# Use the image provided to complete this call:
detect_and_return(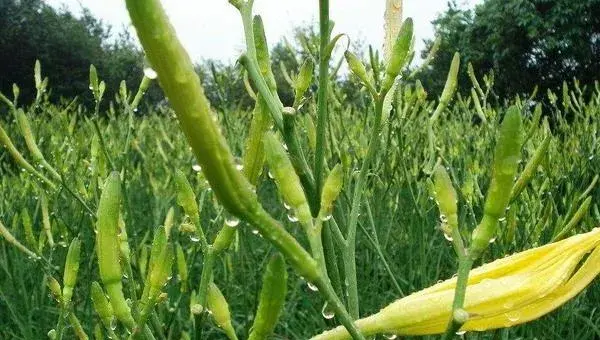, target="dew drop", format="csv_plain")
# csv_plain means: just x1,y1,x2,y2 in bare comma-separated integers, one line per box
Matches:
189,235,200,242
321,302,335,320
225,217,240,227
455,330,466,336
443,232,453,242
143,67,158,80
307,282,319,292
235,164,244,171
287,213,299,223
321,214,333,221
505,311,520,323
384,334,398,339
192,164,202,172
